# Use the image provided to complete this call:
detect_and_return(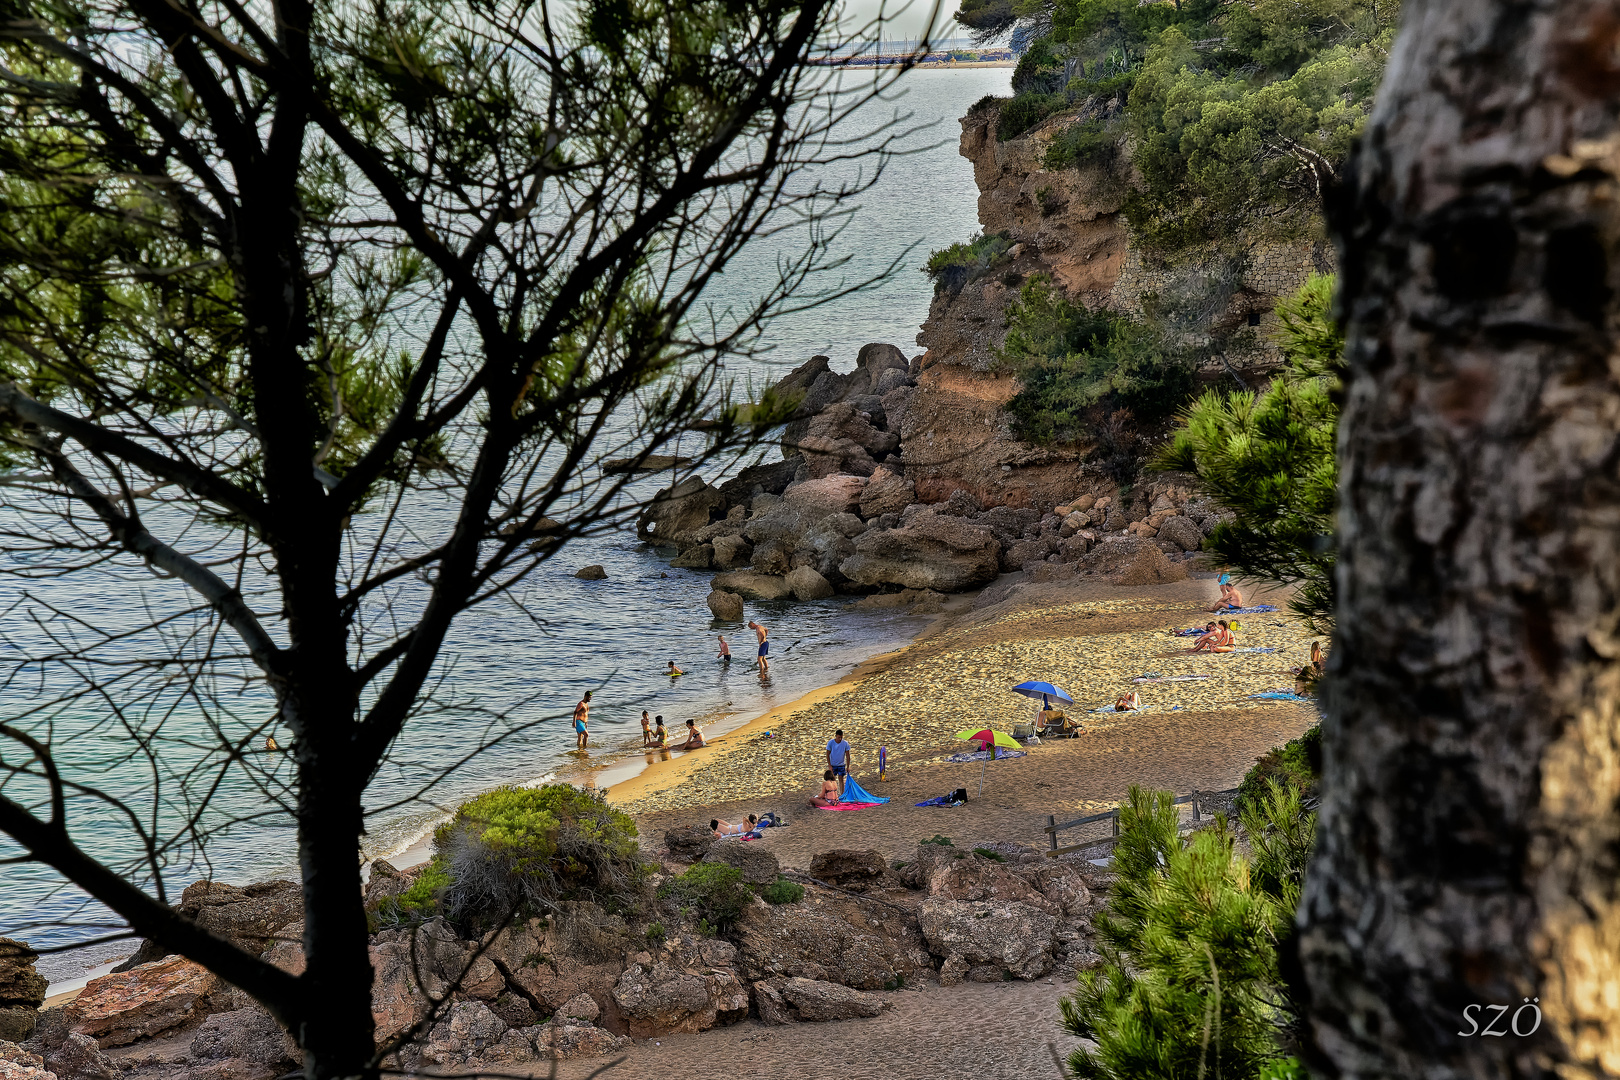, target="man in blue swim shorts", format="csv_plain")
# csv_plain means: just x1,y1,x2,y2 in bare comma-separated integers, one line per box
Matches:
749,619,770,675
826,728,853,796
573,690,591,750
